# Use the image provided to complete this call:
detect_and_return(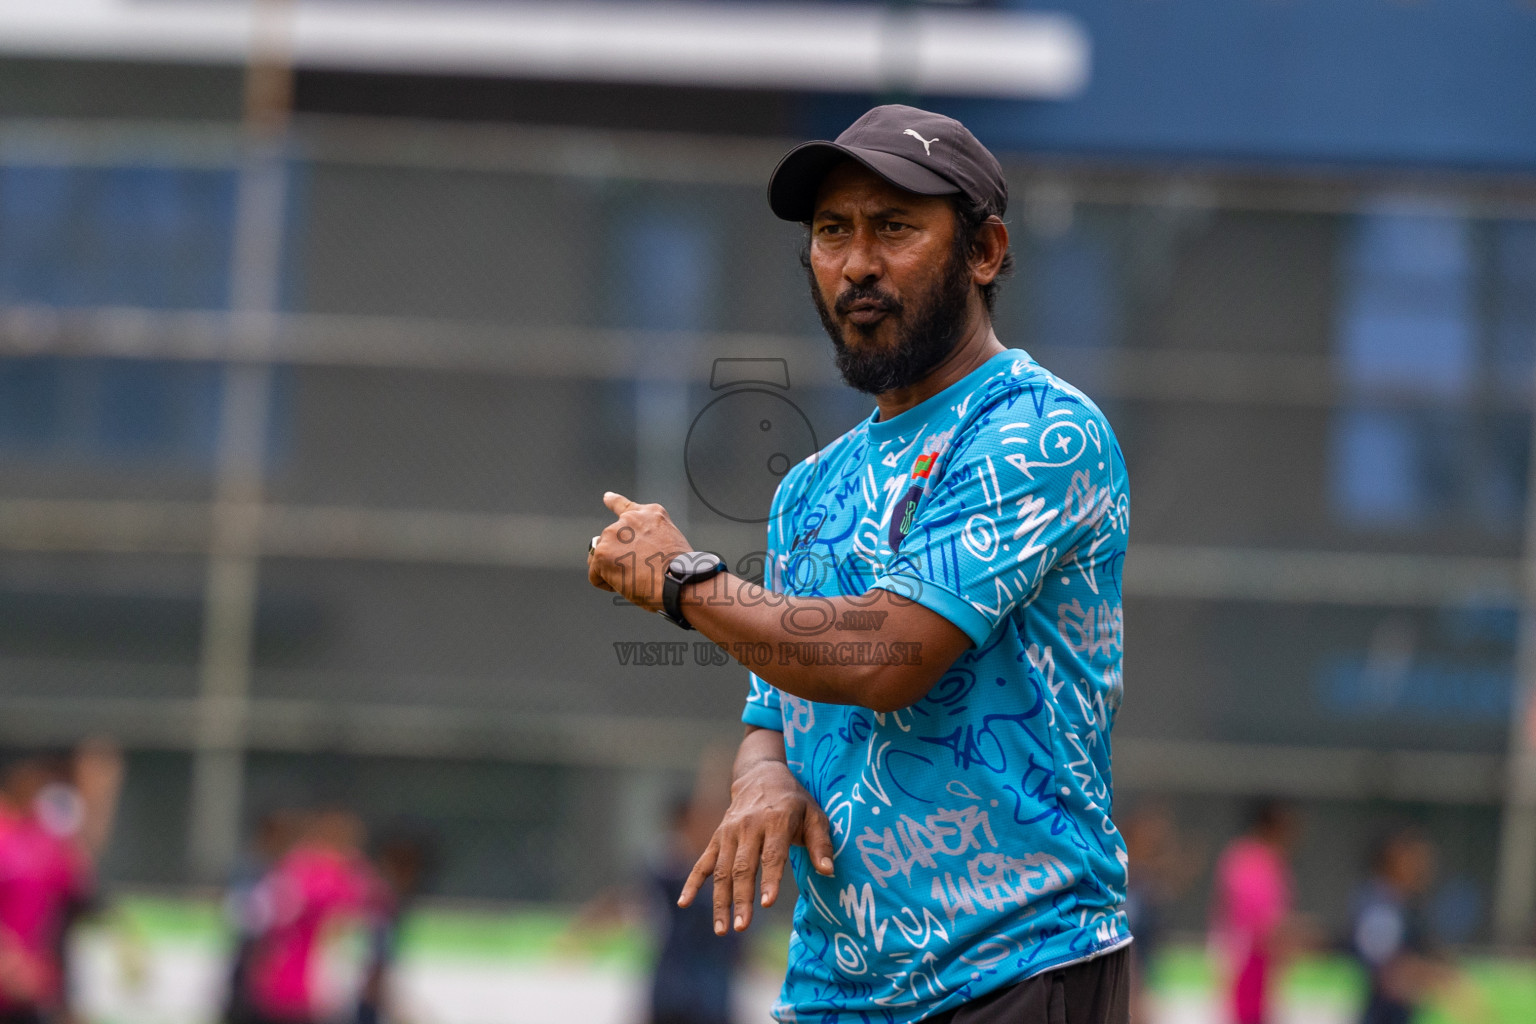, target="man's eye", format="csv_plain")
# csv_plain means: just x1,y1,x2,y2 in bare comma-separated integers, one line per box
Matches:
882,221,910,232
